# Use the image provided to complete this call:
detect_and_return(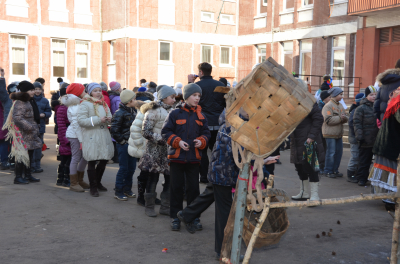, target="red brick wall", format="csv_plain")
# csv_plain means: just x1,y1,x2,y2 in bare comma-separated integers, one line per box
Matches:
128,38,138,89
67,40,75,83
90,41,101,83
42,37,51,96
0,33,10,80
238,46,255,81
28,36,39,82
